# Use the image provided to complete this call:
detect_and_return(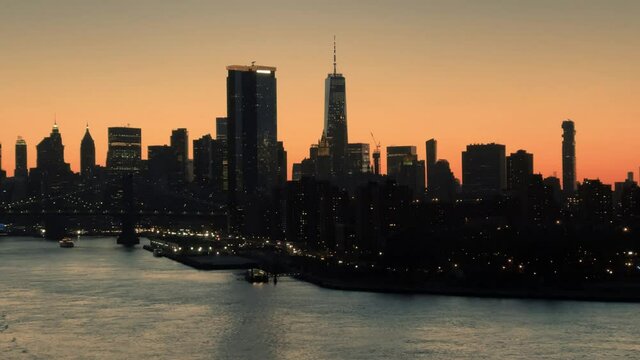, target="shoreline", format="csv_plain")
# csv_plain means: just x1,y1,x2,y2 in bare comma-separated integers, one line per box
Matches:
295,272,640,303
13,236,637,303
